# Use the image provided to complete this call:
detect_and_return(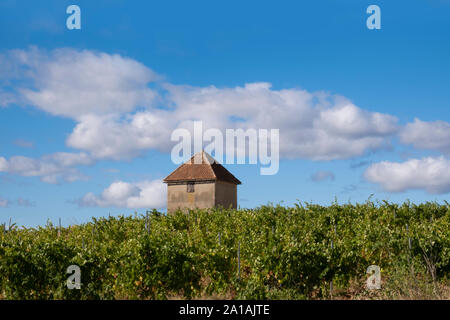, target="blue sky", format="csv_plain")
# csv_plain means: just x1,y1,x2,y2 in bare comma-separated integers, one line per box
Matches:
1,0,449,227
